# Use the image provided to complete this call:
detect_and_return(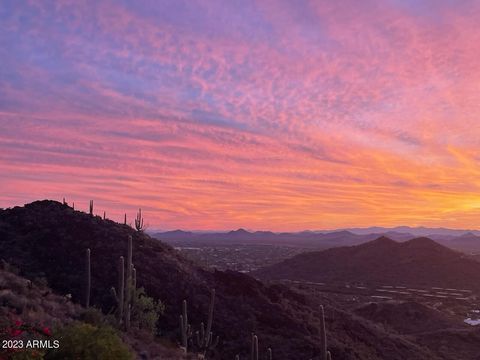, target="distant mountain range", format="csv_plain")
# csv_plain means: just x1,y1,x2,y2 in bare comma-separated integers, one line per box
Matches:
253,236,480,292
153,227,480,252
338,226,480,237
